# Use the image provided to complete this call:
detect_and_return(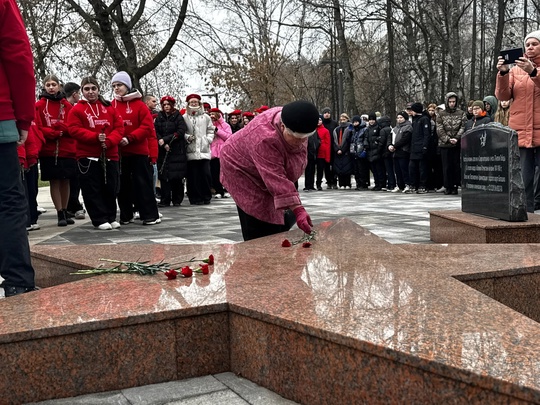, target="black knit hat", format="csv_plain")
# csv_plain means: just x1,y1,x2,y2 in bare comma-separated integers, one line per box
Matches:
397,110,409,121
321,107,331,114
351,115,361,123
368,112,377,121
281,101,319,134
411,102,424,114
